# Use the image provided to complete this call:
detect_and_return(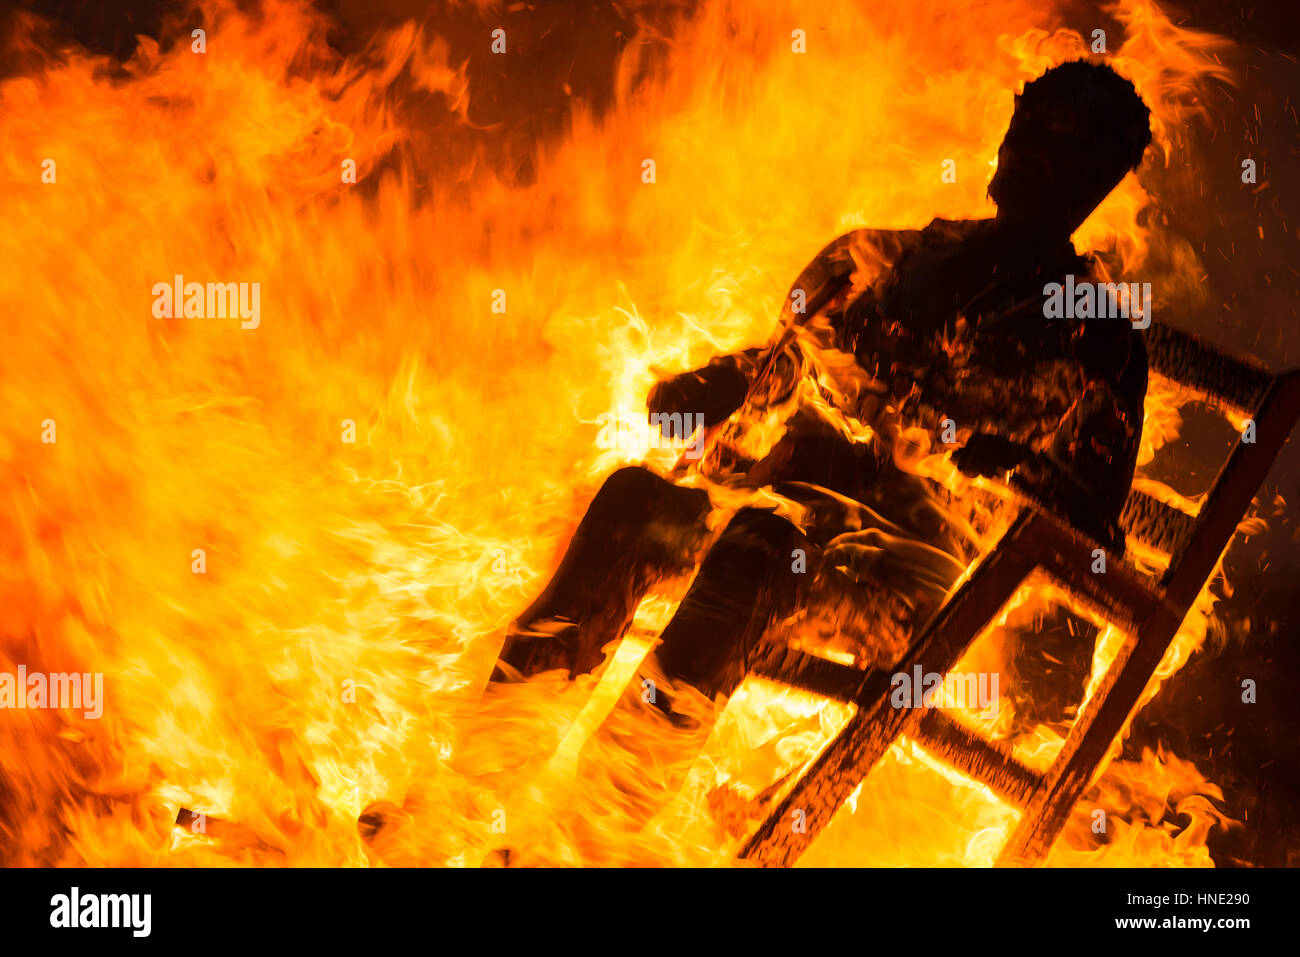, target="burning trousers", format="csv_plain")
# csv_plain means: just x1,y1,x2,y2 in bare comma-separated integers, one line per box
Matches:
493,411,965,701
494,466,811,698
